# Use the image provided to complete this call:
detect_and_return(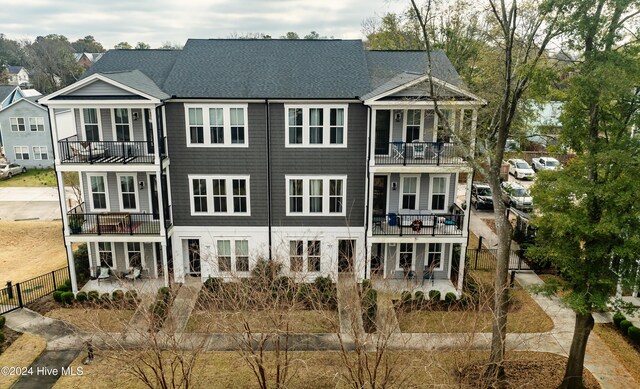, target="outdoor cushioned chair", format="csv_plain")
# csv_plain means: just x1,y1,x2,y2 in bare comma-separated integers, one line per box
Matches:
97,266,110,283
125,267,141,282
